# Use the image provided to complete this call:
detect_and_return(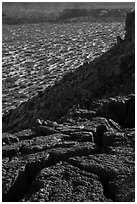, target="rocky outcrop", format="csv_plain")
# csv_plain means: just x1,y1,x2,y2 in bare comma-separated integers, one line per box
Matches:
2,104,135,201
2,11,135,202
2,10,135,133
125,10,135,44
21,162,111,202
96,94,135,128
